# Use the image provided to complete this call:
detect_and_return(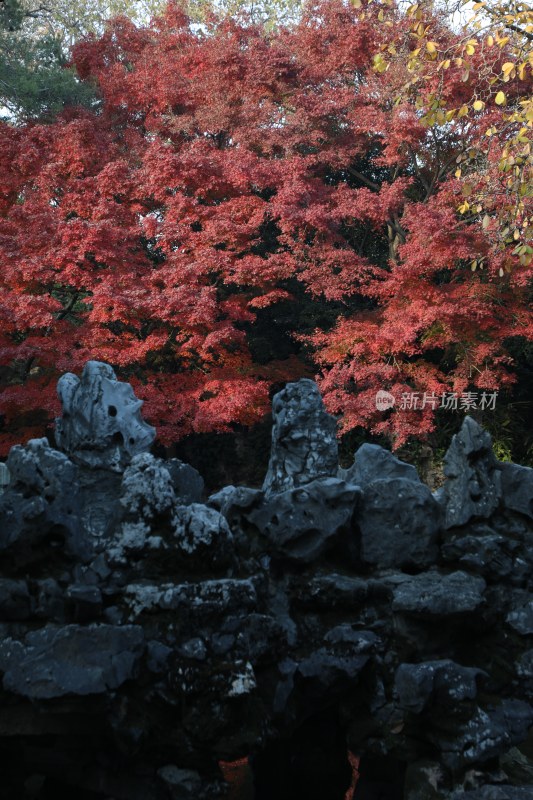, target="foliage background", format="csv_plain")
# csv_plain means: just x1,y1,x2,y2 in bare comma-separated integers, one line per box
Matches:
0,0,531,484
